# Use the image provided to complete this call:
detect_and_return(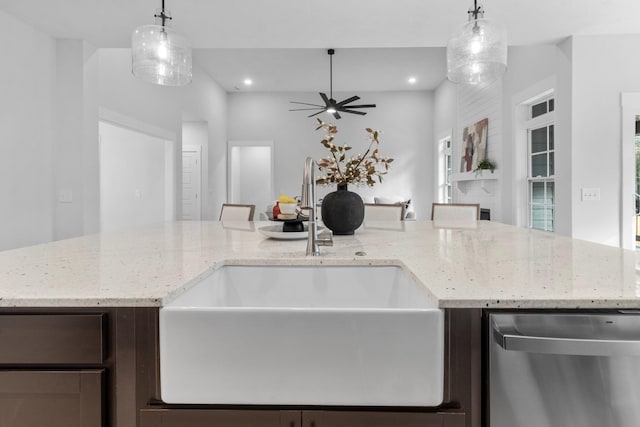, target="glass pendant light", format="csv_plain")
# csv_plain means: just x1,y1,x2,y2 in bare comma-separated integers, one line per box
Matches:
446,0,507,85
131,0,192,86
